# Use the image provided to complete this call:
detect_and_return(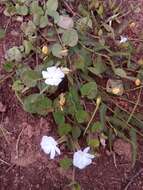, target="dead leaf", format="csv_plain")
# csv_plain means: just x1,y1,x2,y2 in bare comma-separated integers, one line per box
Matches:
106,79,124,95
